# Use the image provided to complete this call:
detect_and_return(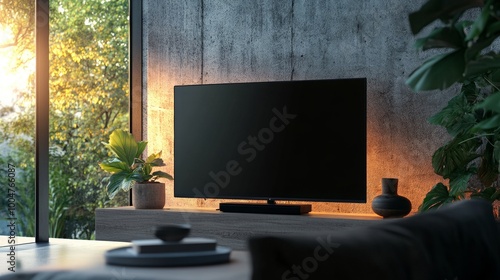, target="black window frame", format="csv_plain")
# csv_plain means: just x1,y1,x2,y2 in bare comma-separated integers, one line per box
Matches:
34,0,142,242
